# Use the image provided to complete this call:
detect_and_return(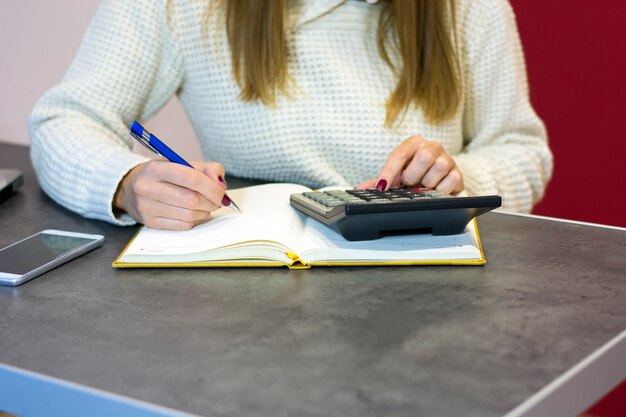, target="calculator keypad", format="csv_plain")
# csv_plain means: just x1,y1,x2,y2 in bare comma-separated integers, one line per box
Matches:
302,187,448,208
